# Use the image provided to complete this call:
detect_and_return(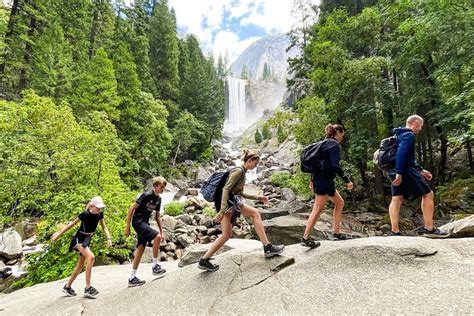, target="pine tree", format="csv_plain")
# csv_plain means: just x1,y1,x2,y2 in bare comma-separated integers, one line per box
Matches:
255,129,263,144
240,65,249,79
88,0,115,59
69,48,120,120
262,62,270,80
29,22,73,100
262,123,271,139
149,0,179,100
217,53,226,76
